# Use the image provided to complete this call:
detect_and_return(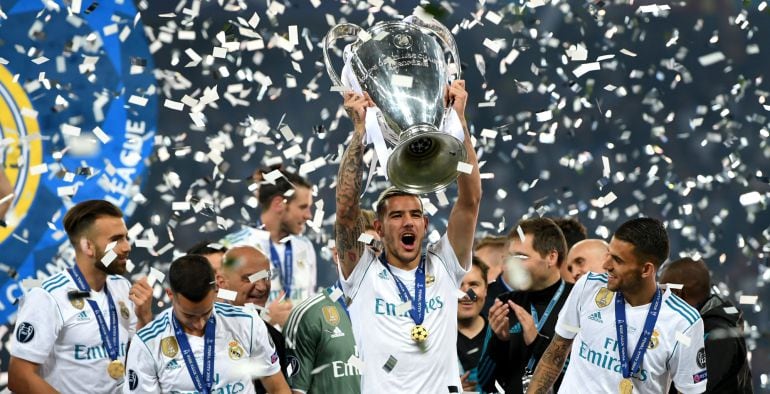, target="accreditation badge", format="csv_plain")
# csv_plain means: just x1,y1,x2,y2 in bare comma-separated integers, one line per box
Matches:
161,336,179,358
322,305,340,326
595,287,615,308
119,301,130,320
228,340,245,360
